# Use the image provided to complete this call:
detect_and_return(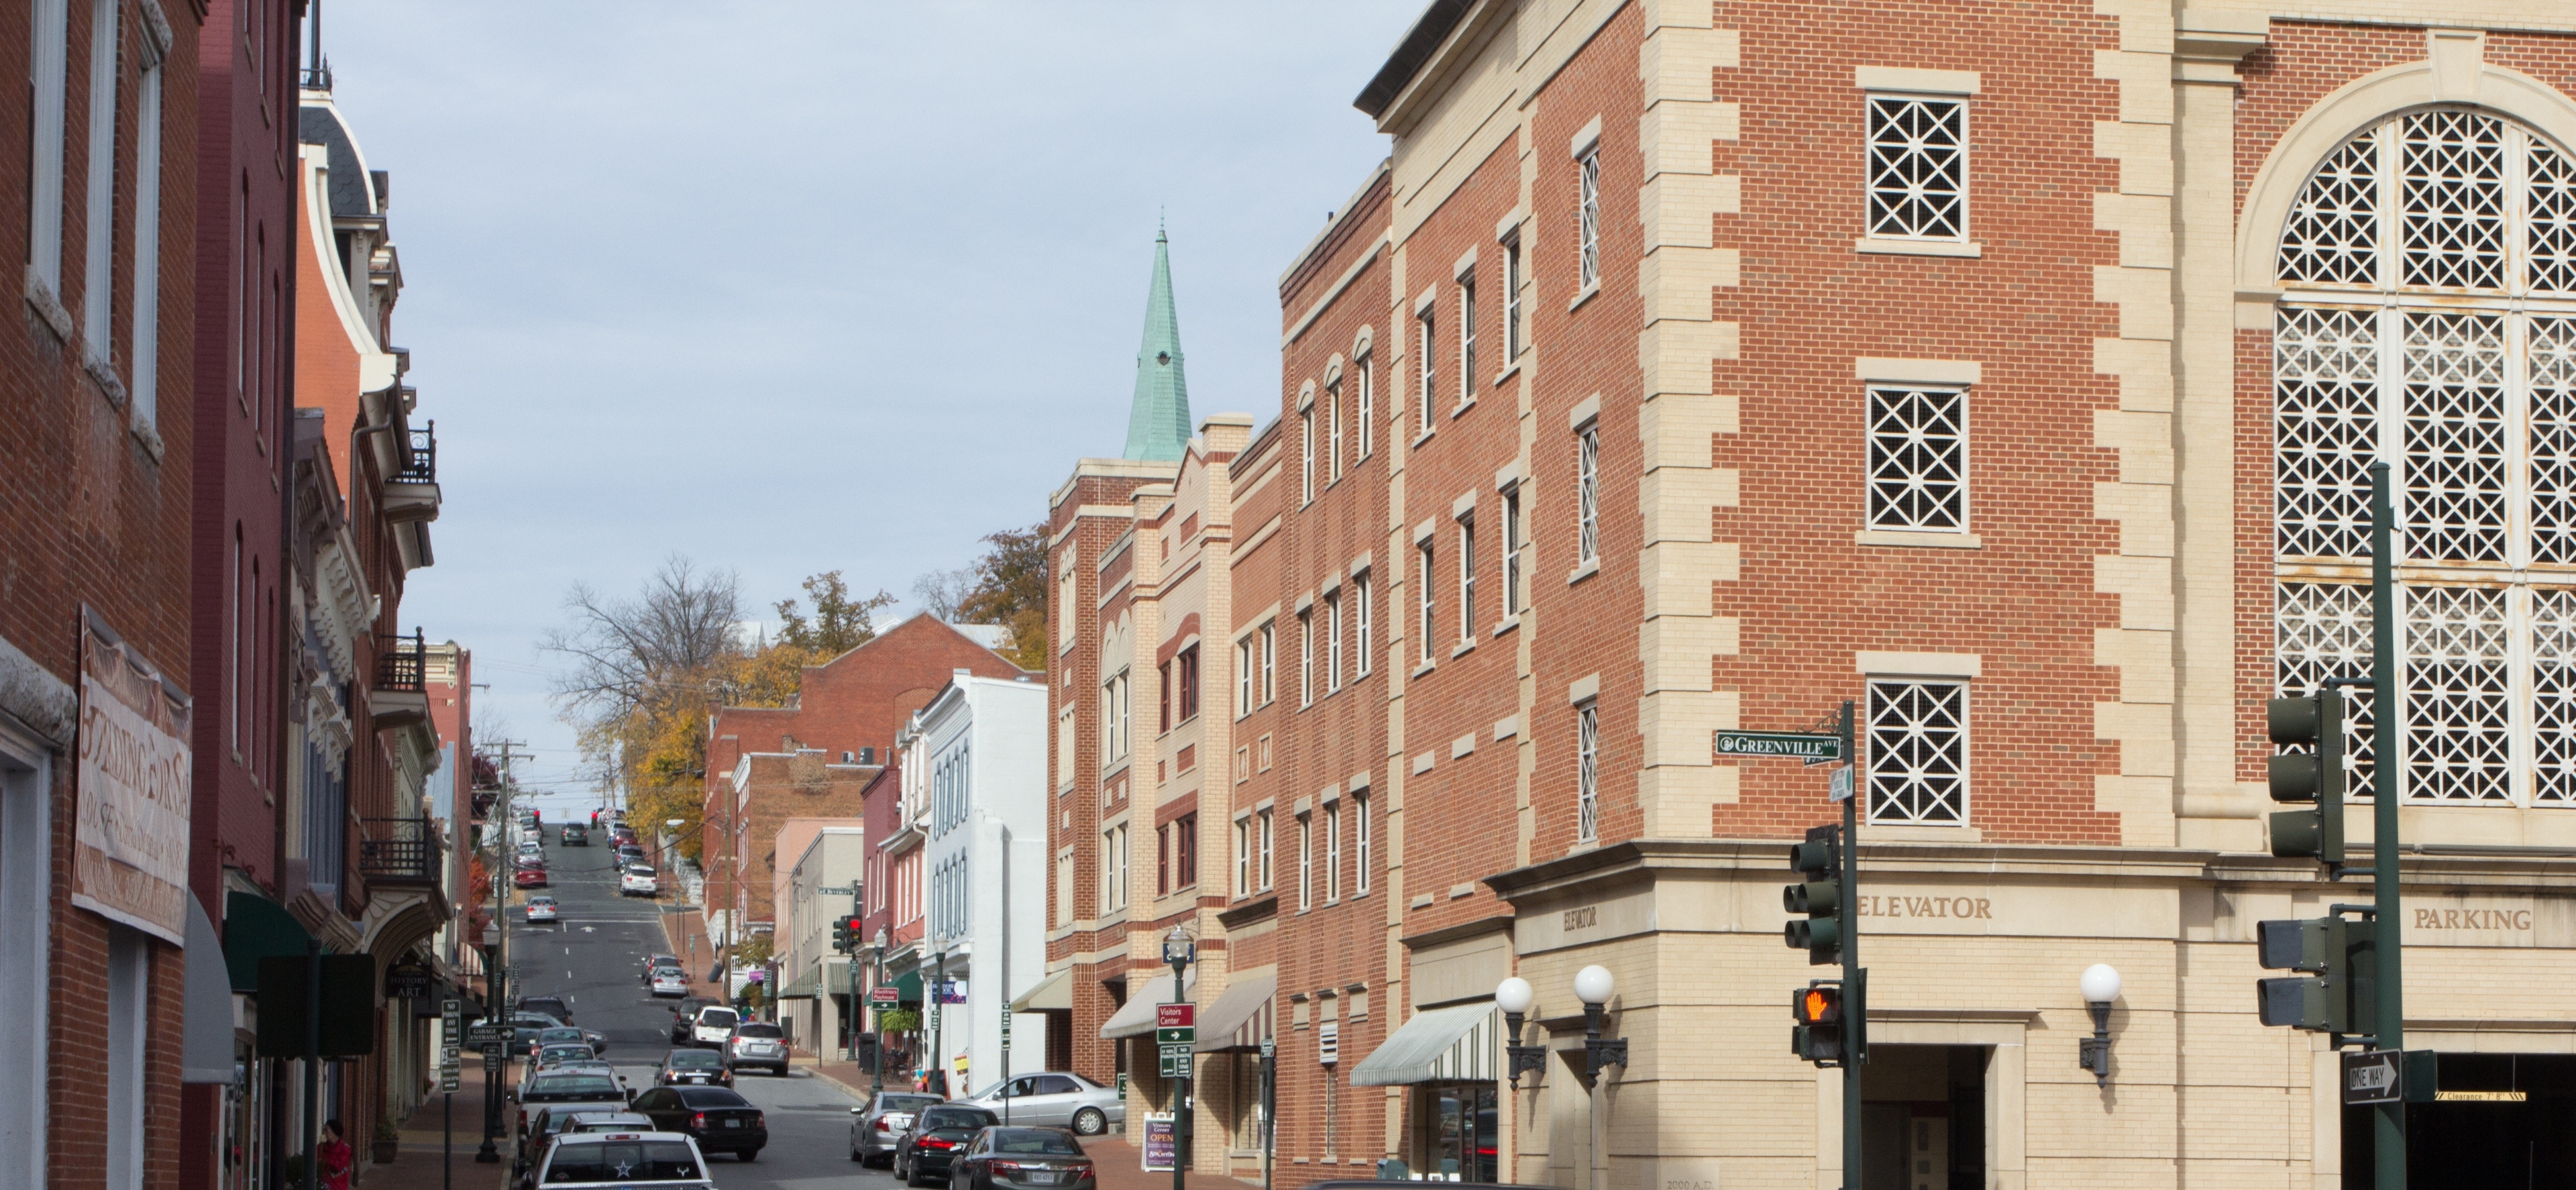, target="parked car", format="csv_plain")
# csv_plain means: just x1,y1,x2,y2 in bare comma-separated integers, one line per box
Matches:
525,896,559,924
892,1104,999,1186
532,1044,596,1073
726,1022,790,1075
514,1105,658,1187
515,866,550,889
519,996,576,1025
650,969,690,998
621,867,660,897
561,824,588,845
949,1127,1096,1190
558,1111,655,1136
628,1085,766,1161
965,1072,1124,1135
688,1005,738,1049
669,998,718,1044
655,1048,733,1088
512,1071,633,1142
641,954,682,983
849,1092,945,1166
527,1130,710,1189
